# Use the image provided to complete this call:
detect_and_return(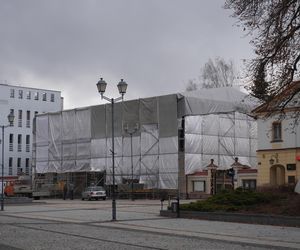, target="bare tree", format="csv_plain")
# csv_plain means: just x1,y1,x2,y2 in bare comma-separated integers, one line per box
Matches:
185,57,237,91
185,79,198,91
201,58,236,88
224,0,300,107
